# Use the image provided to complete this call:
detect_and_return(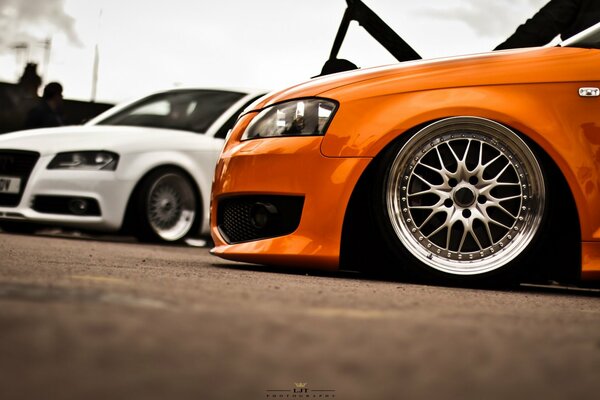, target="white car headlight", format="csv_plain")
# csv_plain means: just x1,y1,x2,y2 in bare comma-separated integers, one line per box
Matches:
241,98,337,140
48,151,119,170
